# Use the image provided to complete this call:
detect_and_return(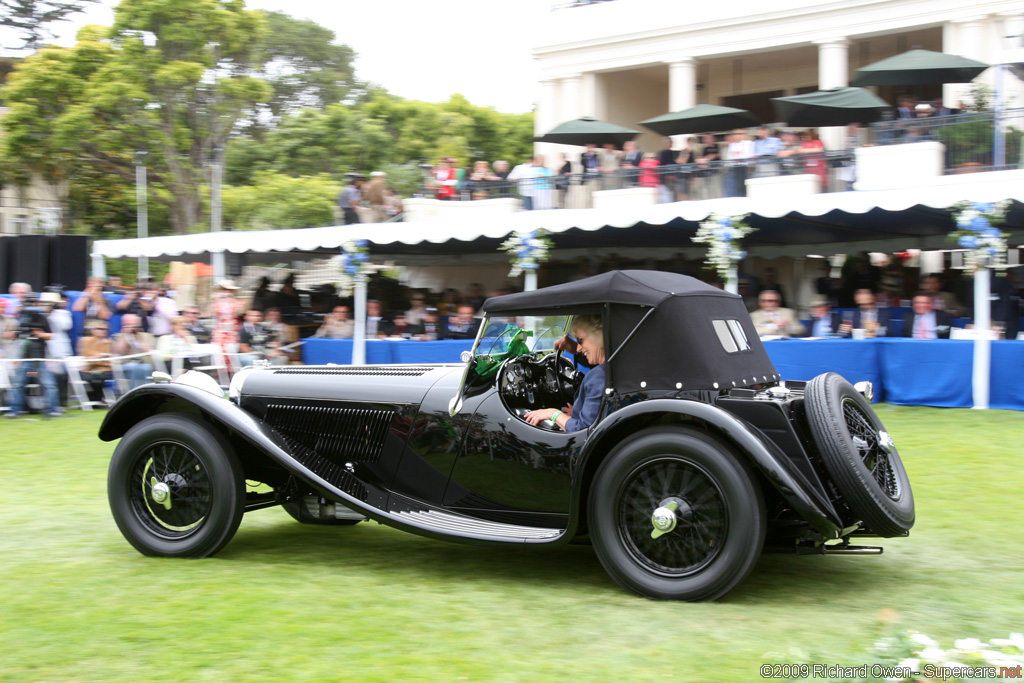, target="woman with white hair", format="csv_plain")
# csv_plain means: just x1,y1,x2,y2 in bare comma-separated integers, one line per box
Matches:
524,315,606,432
